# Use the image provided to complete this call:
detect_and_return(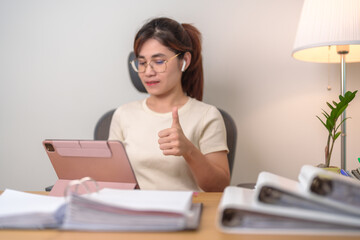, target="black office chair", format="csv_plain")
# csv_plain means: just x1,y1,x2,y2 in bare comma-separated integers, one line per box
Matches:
94,52,237,176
